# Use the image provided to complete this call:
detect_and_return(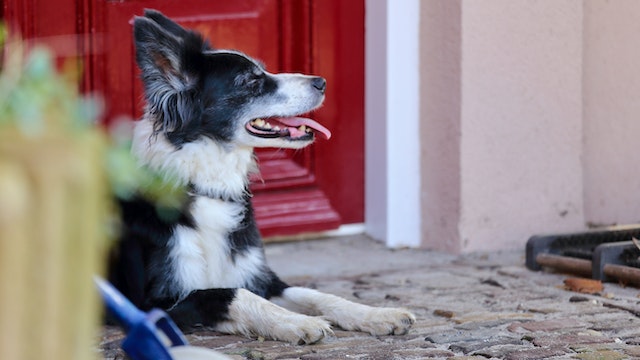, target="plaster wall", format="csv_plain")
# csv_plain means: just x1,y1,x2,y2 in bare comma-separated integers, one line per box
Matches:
583,1,640,226
420,0,586,252
458,0,585,251
380,0,640,252
420,0,463,253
